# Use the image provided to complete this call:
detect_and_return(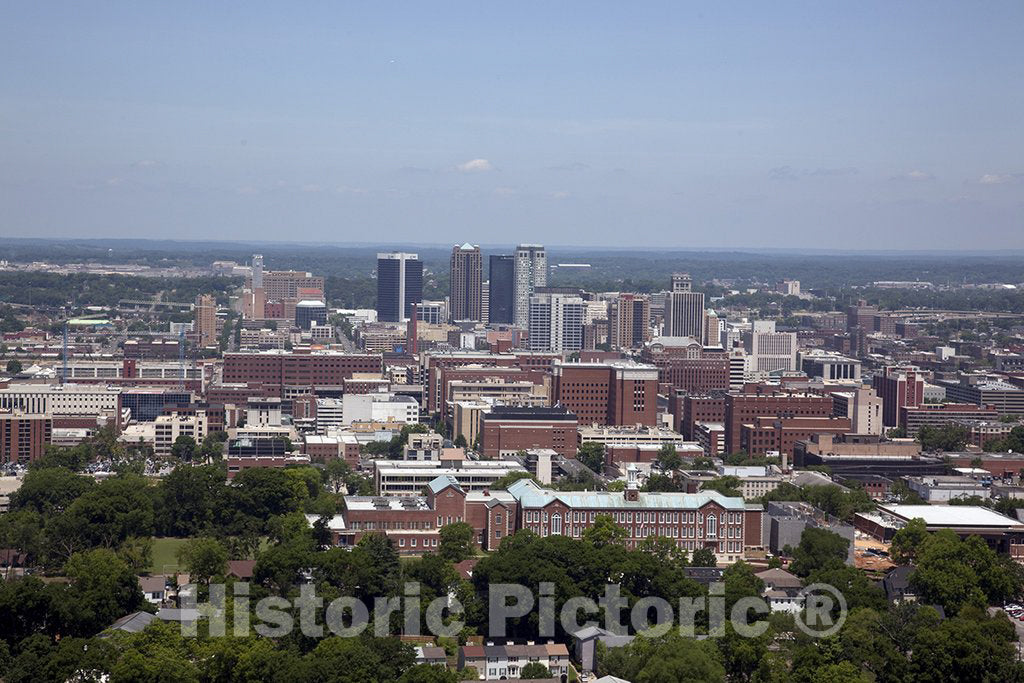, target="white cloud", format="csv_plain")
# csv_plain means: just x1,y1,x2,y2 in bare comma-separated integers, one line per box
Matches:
906,170,934,181
457,158,493,173
979,173,1015,185
550,191,570,200
131,159,162,168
